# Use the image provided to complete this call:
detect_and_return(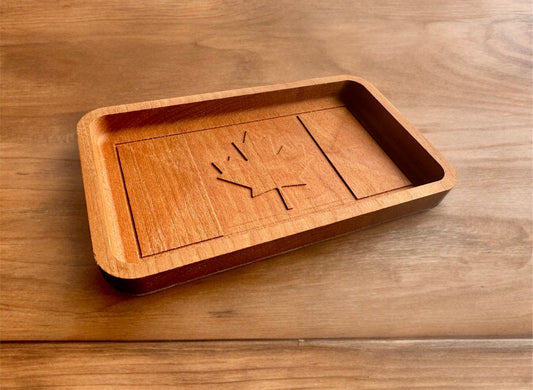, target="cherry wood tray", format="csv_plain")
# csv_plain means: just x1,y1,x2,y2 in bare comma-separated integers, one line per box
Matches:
77,76,455,294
